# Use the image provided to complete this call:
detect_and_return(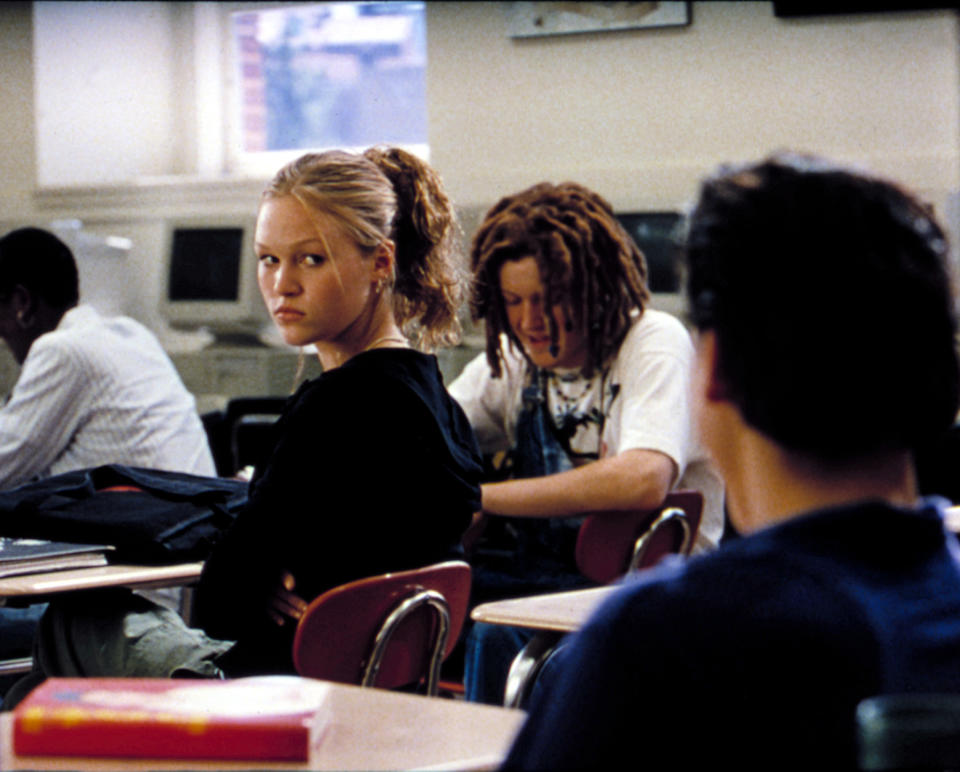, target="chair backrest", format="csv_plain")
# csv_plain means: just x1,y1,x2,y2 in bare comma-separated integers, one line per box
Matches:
857,694,960,770
225,397,286,475
202,397,287,476
574,490,704,584
291,561,471,696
